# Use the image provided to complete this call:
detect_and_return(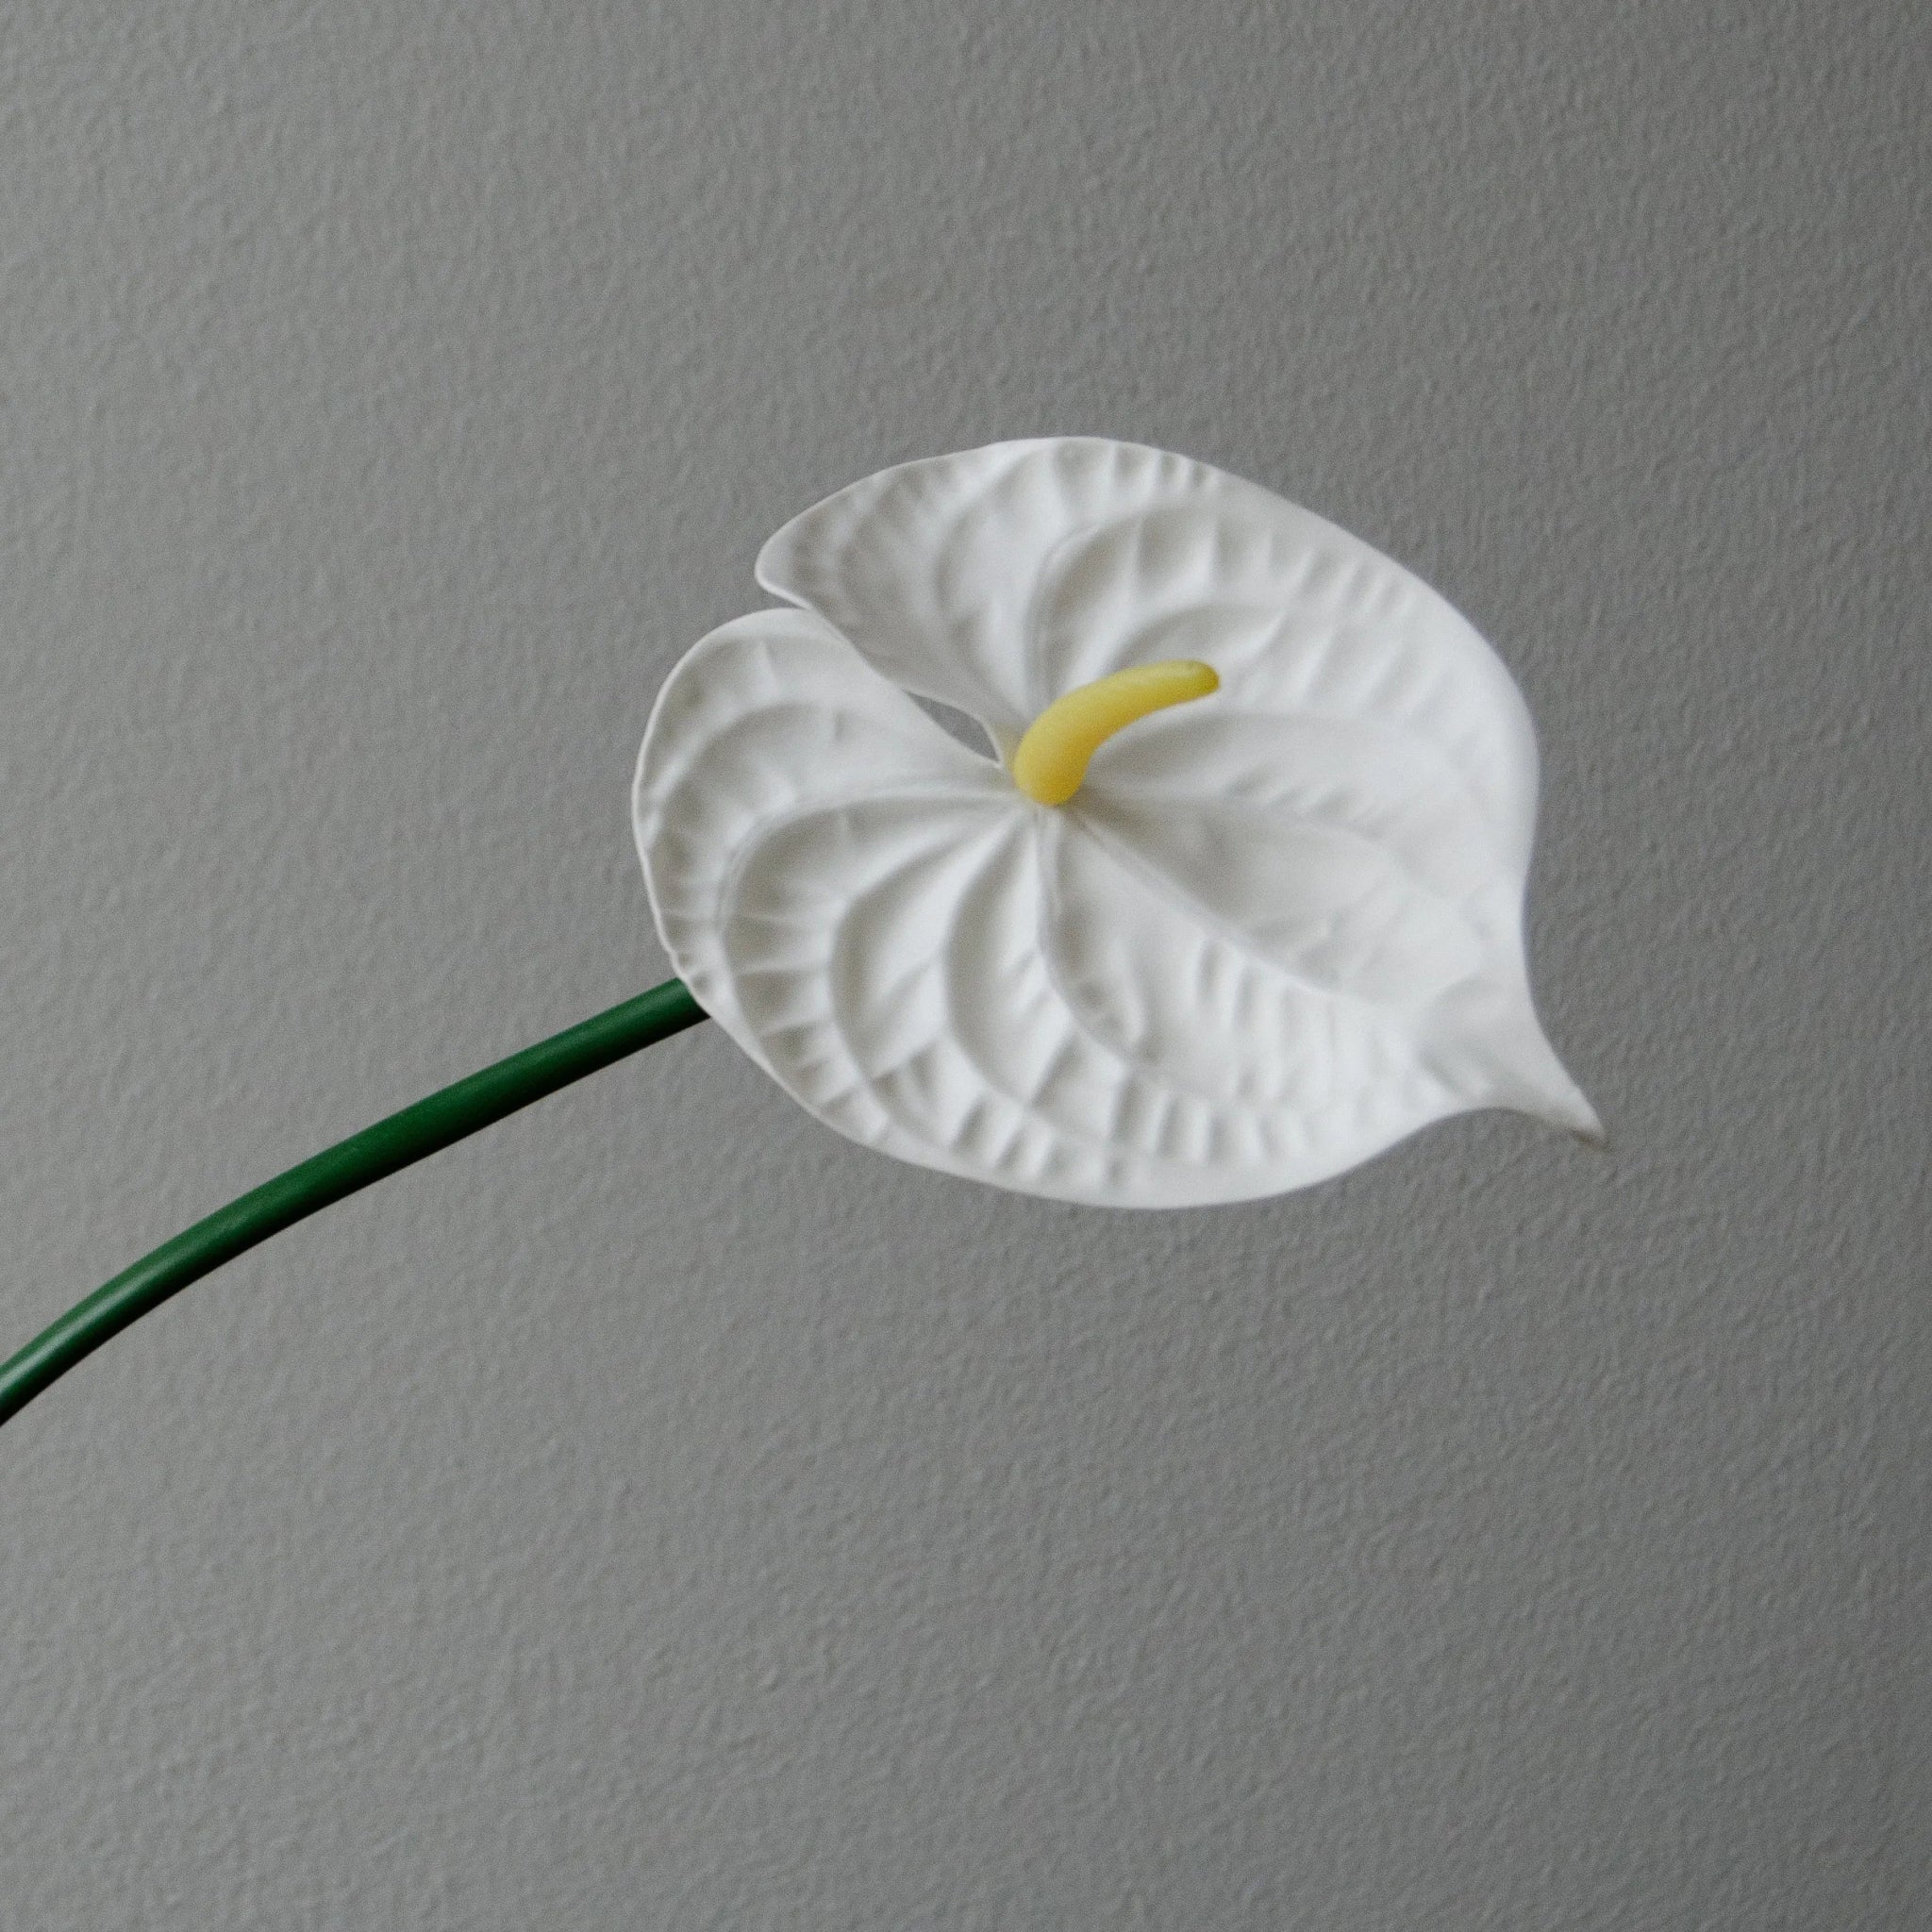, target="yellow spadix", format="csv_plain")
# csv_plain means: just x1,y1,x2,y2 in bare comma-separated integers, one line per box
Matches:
1008,660,1221,807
